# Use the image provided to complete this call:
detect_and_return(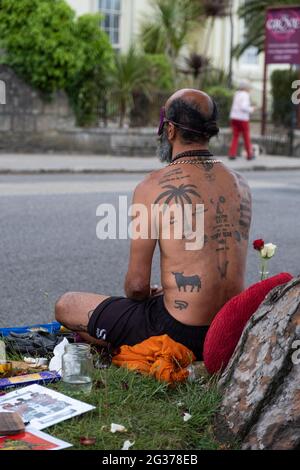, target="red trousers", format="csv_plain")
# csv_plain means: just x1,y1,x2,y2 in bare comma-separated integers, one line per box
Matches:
229,119,253,158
